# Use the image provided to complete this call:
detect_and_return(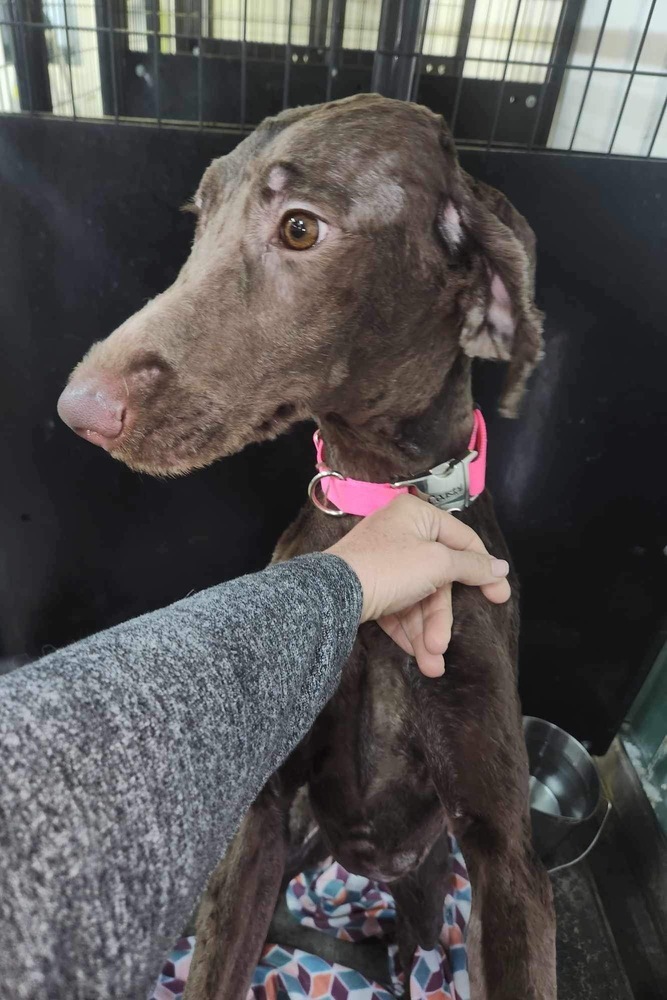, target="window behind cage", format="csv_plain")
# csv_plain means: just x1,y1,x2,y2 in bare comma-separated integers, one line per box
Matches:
0,0,665,158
